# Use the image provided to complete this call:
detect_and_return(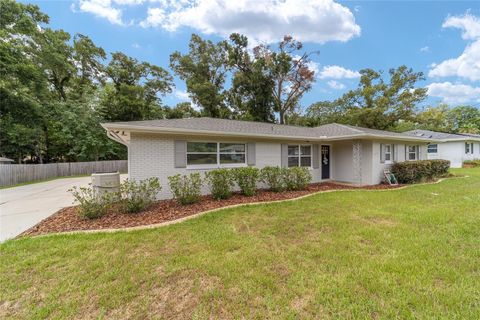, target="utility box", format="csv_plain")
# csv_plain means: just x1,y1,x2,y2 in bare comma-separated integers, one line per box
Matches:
91,172,120,196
